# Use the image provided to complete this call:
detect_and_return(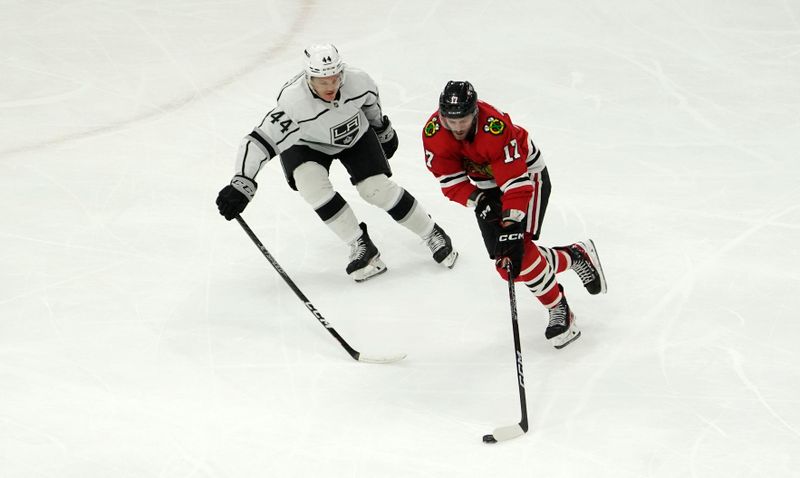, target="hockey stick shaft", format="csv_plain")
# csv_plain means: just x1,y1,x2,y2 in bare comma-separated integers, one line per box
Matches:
234,215,363,361
506,263,529,433
484,261,530,442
